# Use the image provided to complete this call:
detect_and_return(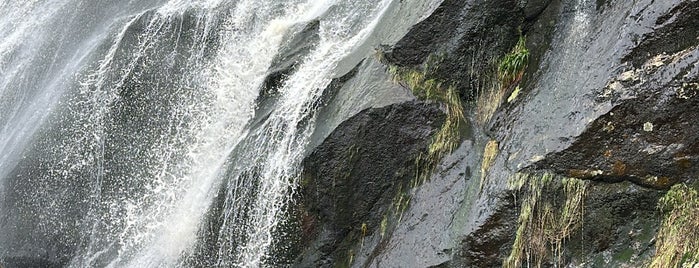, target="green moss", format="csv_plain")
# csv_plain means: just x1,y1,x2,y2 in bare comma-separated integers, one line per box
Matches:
615,248,635,262
505,173,588,268
649,183,699,268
